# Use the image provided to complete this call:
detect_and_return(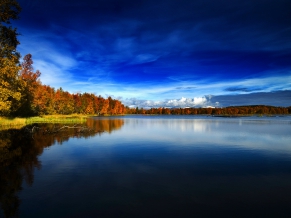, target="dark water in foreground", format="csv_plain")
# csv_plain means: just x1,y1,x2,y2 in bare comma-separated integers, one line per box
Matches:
1,115,291,217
